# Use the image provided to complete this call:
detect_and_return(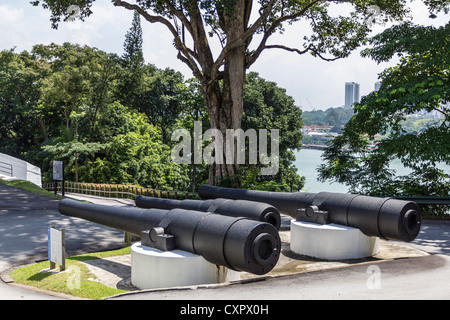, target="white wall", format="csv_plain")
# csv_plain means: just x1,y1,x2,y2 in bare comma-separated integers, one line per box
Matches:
0,152,42,187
